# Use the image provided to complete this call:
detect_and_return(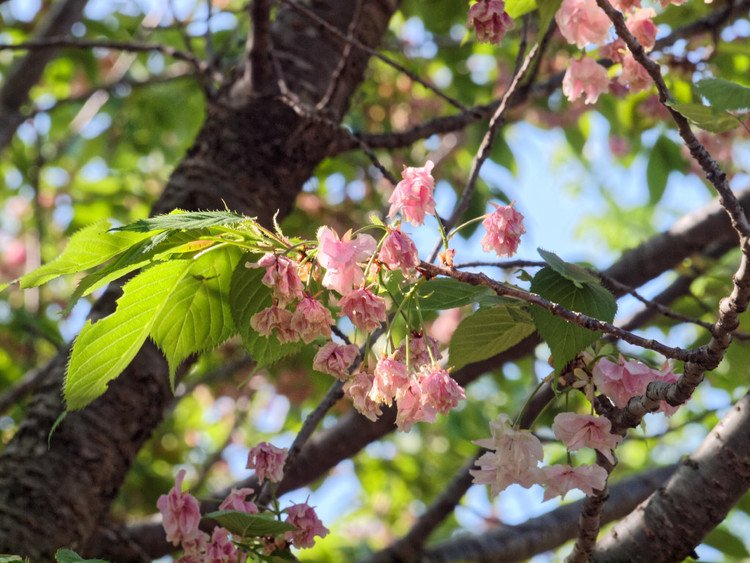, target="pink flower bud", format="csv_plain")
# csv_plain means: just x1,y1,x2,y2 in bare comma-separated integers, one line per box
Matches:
156,469,203,546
